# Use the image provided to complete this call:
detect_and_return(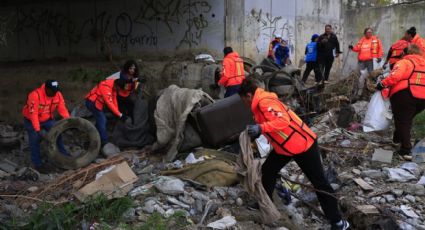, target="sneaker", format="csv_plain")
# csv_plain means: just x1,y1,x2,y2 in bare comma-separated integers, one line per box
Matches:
395,148,411,156
331,220,350,230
